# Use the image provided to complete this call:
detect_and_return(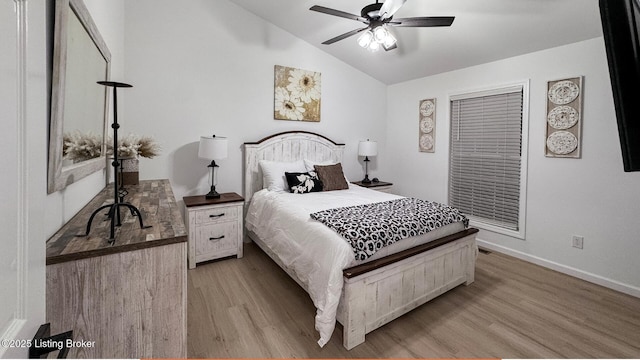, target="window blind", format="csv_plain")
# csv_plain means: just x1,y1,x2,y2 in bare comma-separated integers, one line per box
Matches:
449,89,523,231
